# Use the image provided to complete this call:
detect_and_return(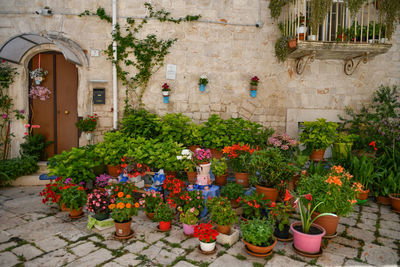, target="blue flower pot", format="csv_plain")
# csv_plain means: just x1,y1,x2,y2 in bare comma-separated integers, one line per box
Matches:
200,84,206,92
163,96,169,103
250,90,257,98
